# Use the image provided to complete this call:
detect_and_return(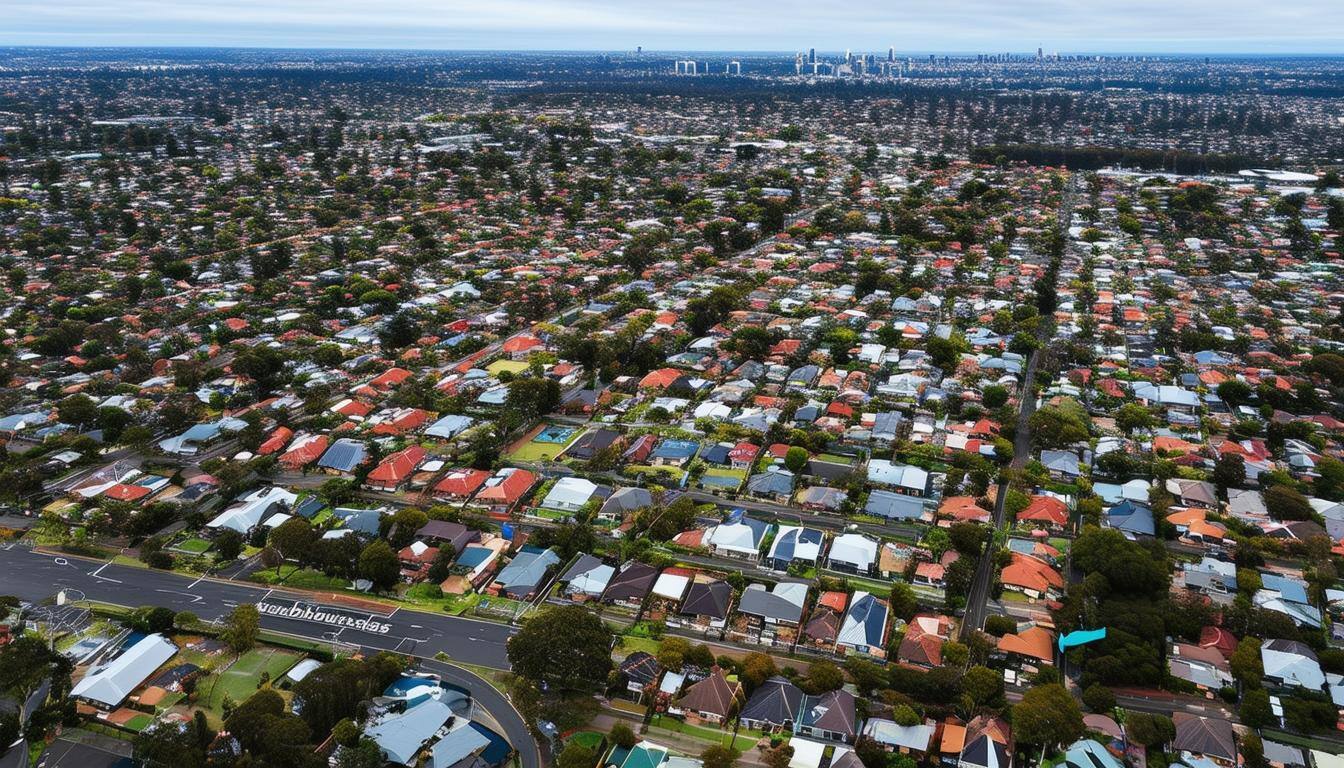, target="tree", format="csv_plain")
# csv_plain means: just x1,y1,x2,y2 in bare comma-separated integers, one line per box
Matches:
0,637,56,705
1216,379,1253,407
1230,637,1264,687
57,394,98,428
335,739,386,768
1263,485,1313,521
844,657,888,696
1241,733,1267,768
557,743,597,768
214,528,245,561
1314,456,1344,500
802,660,844,694
1114,403,1153,434
1125,713,1175,748
232,345,289,396
1209,450,1245,490
134,720,210,768
784,446,810,474
700,745,740,768
221,604,259,654
270,518,317,566
1082,684,1115,713
291,654,405,736
1029,401,1090,448
962,666,1005,708
854,737,888,768
507,605,614,693
1240,688,1274,729
609,722,637,749
740,652,777,692
1012,683,1084,750
223,688,285,752
762,744,794,768
0,712,18,758
889,582,918,622
982,385,1009,409
357,539,401,592
892,704,921,726
505,377,562,422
